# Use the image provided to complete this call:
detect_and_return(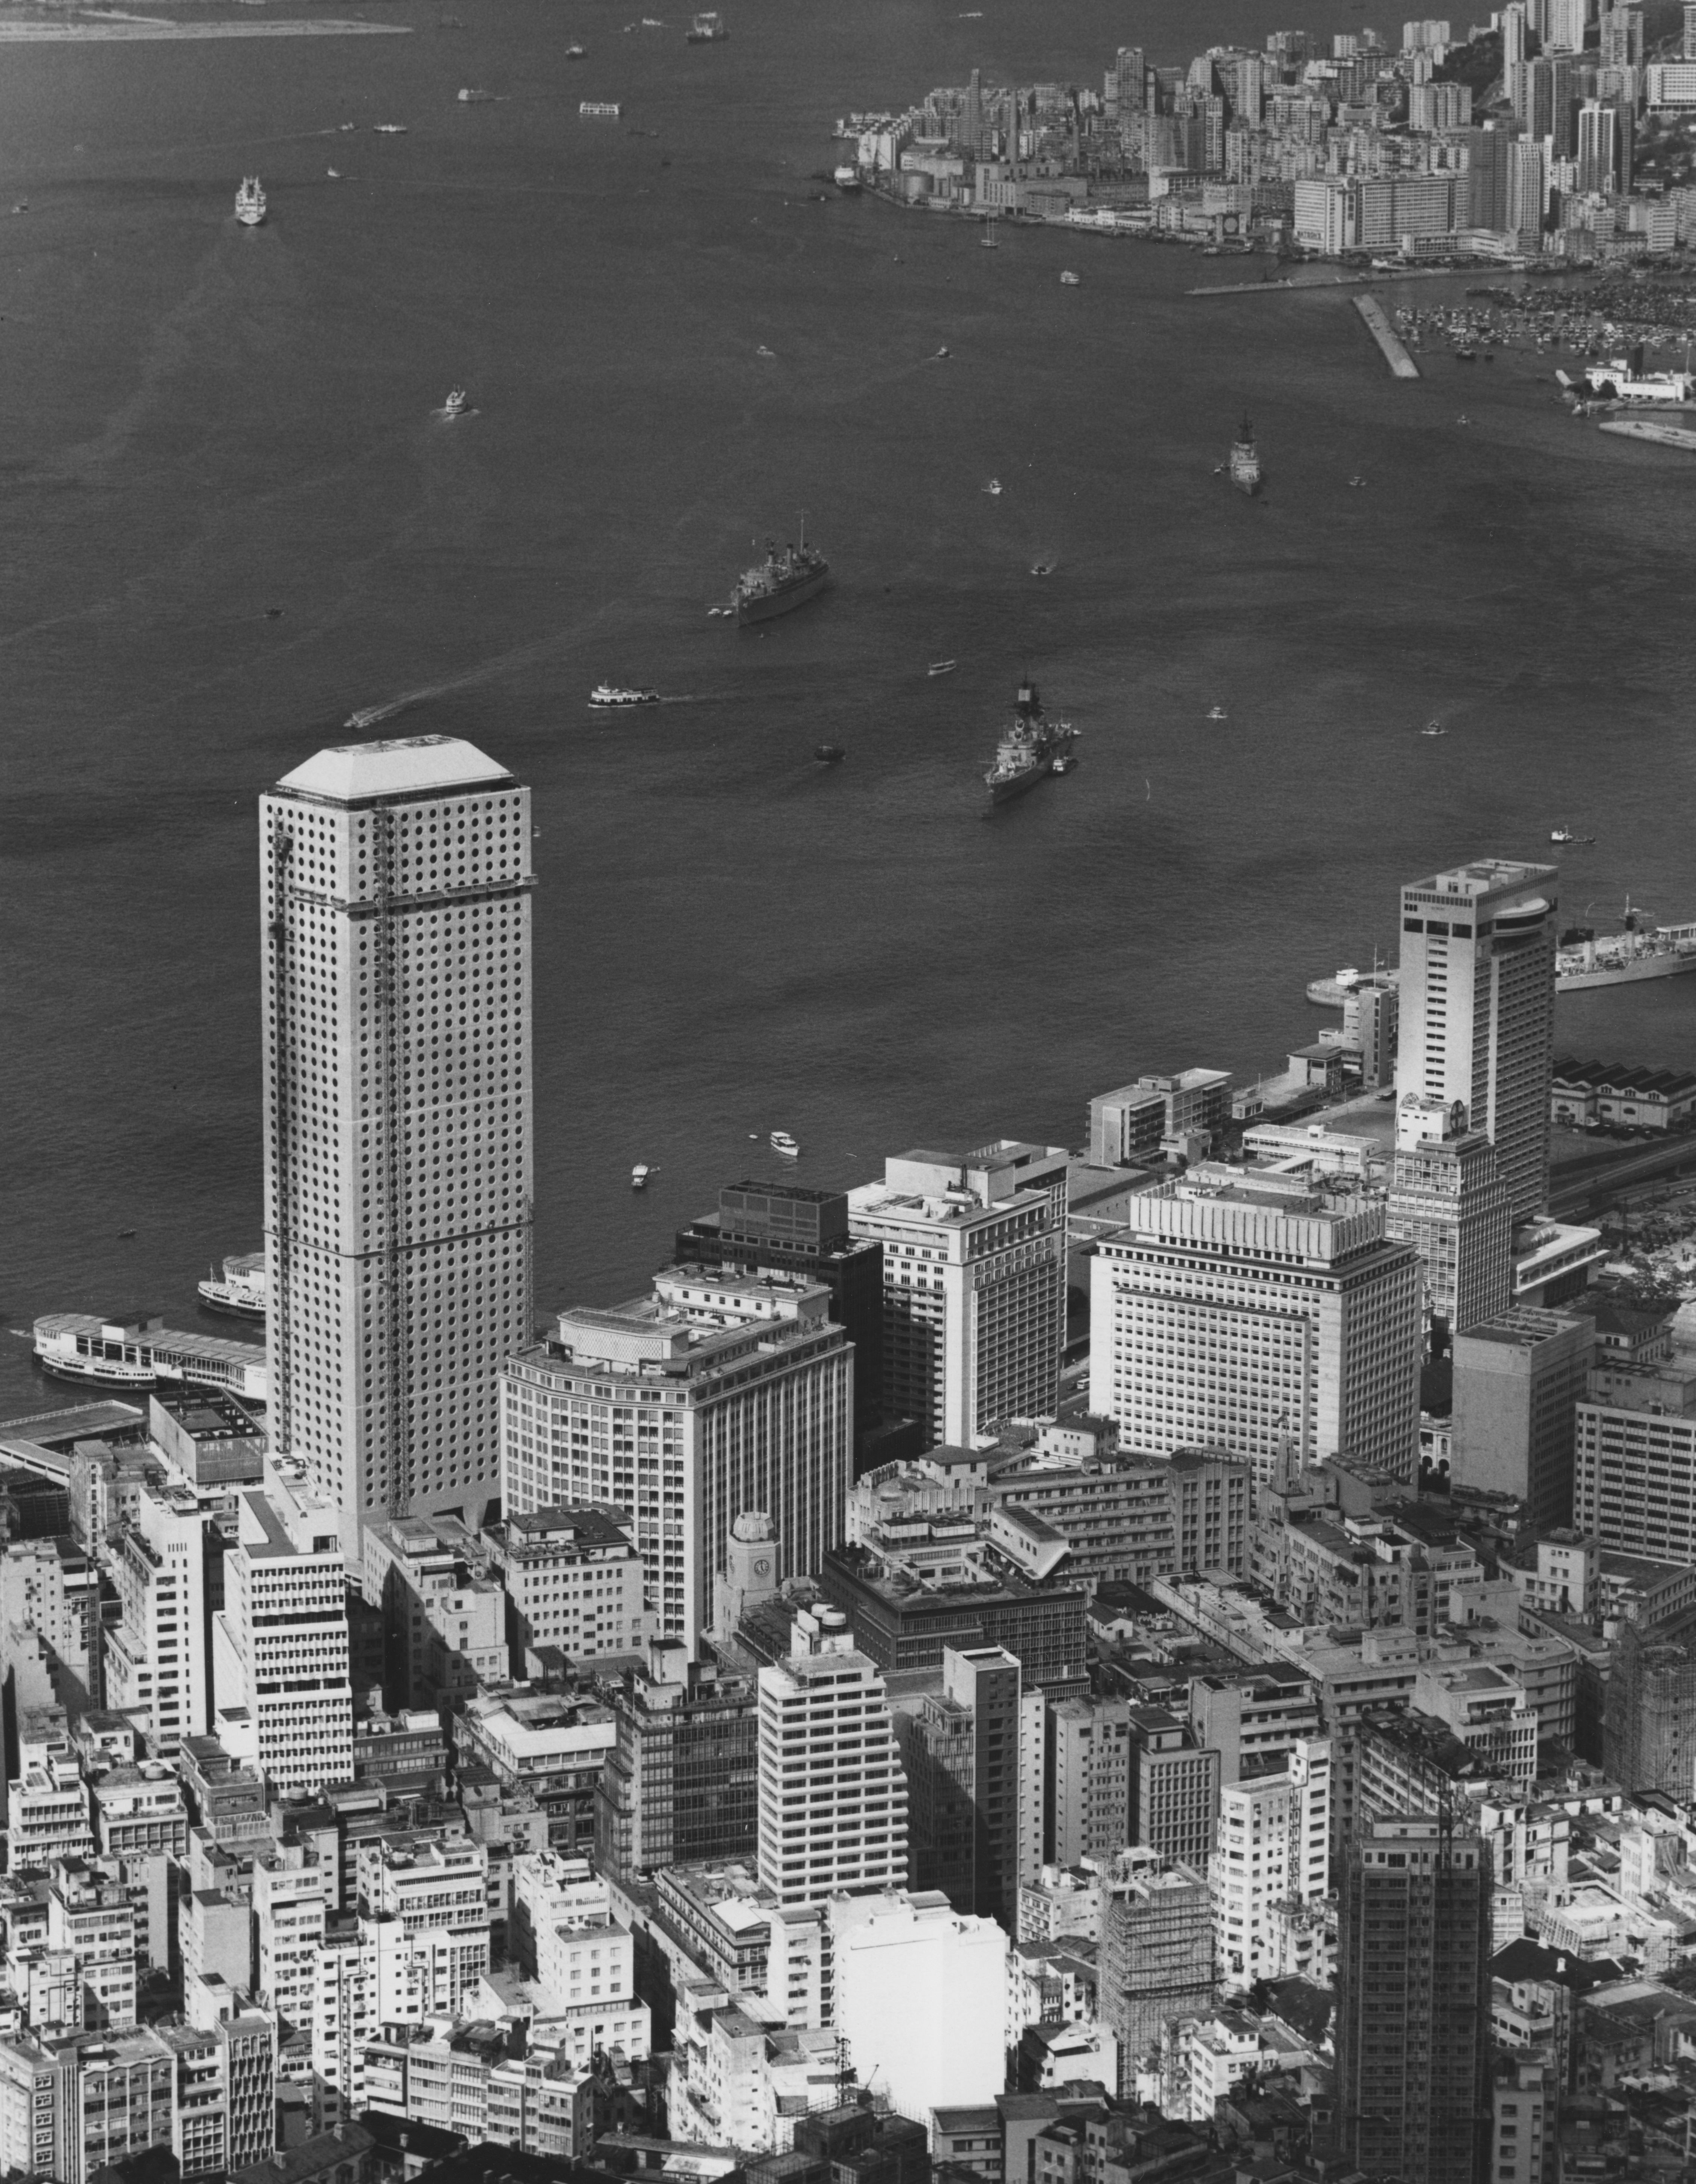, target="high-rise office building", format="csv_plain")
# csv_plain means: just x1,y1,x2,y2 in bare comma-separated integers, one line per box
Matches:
756,1606,908,1907
1385,1094,1512,1339
1336,1815,1490,2184
501,1266,851,1650
1395,860,1558,1226
1089,1172,1422,1482
676,1183,884,1448
211,1460,354,1797
1127,1707,1221,1870
1451,1307,1592,1529
848,1145,1068,1449
595,1640,760,1885
260,735,533,1530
